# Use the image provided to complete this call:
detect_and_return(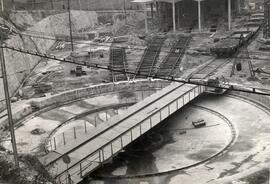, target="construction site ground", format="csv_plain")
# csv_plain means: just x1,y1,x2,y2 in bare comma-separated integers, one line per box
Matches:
1,9,270,184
